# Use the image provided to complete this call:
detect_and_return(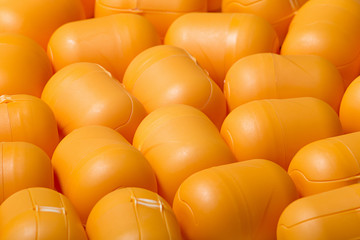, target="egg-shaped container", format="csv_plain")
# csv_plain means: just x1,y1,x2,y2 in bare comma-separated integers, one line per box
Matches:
52,125,157,223
224,53,344,112
0,188,87,240
165,13,279,89
133,104,236,204
221,97,342,170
